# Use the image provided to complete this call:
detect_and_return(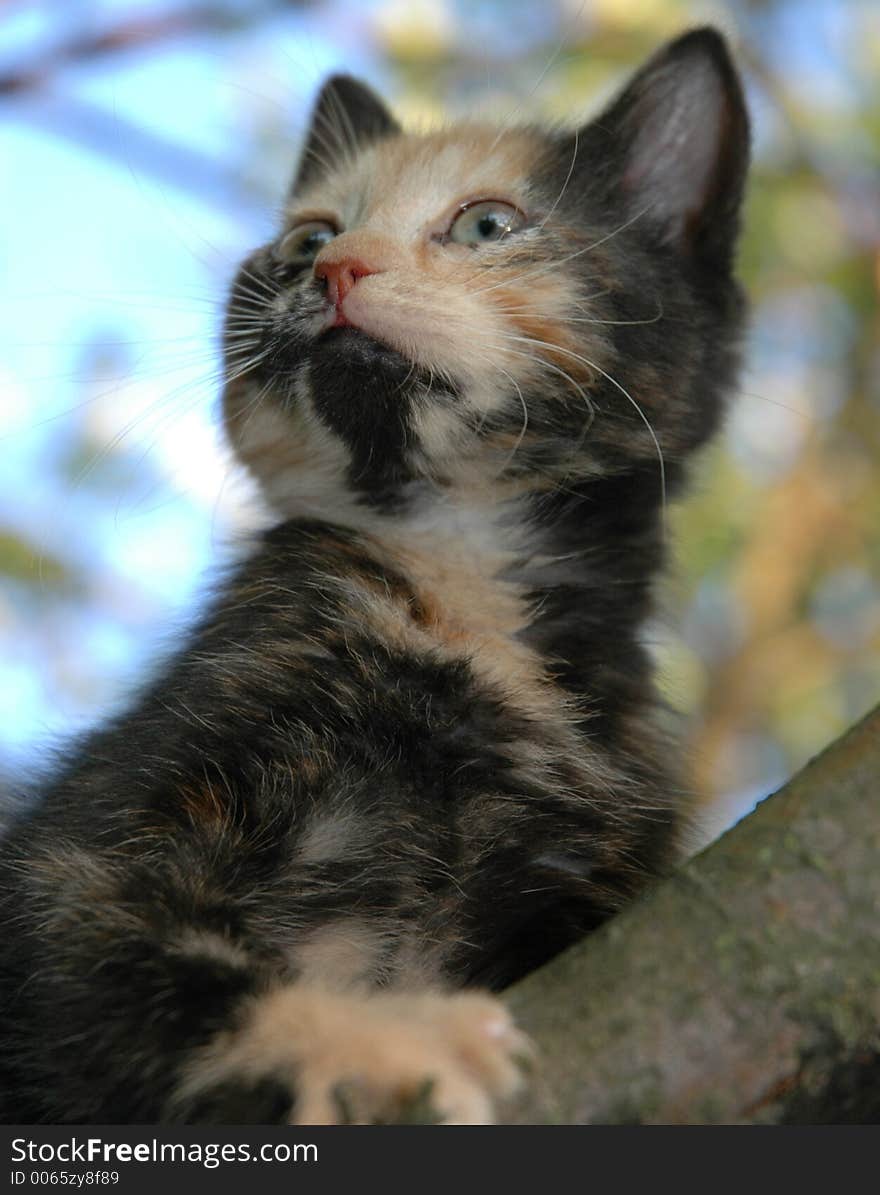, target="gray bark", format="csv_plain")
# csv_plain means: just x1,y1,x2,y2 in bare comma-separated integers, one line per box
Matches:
504,705,880,1123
